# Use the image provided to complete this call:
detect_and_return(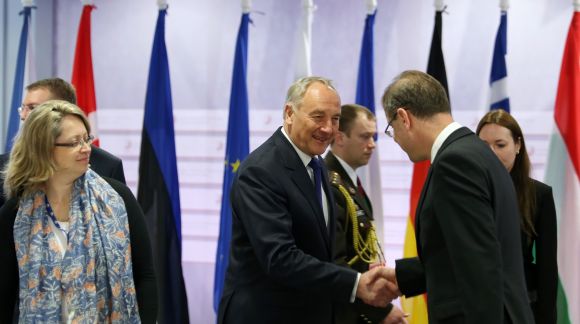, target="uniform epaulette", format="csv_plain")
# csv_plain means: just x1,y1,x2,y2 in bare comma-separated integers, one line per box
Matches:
329,171,342,187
